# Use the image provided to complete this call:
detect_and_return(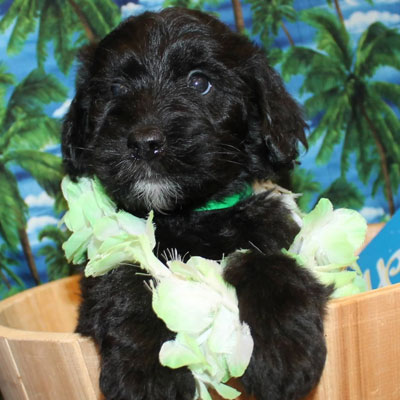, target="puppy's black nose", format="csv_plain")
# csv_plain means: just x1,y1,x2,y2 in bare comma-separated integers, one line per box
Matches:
127,127,166,160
